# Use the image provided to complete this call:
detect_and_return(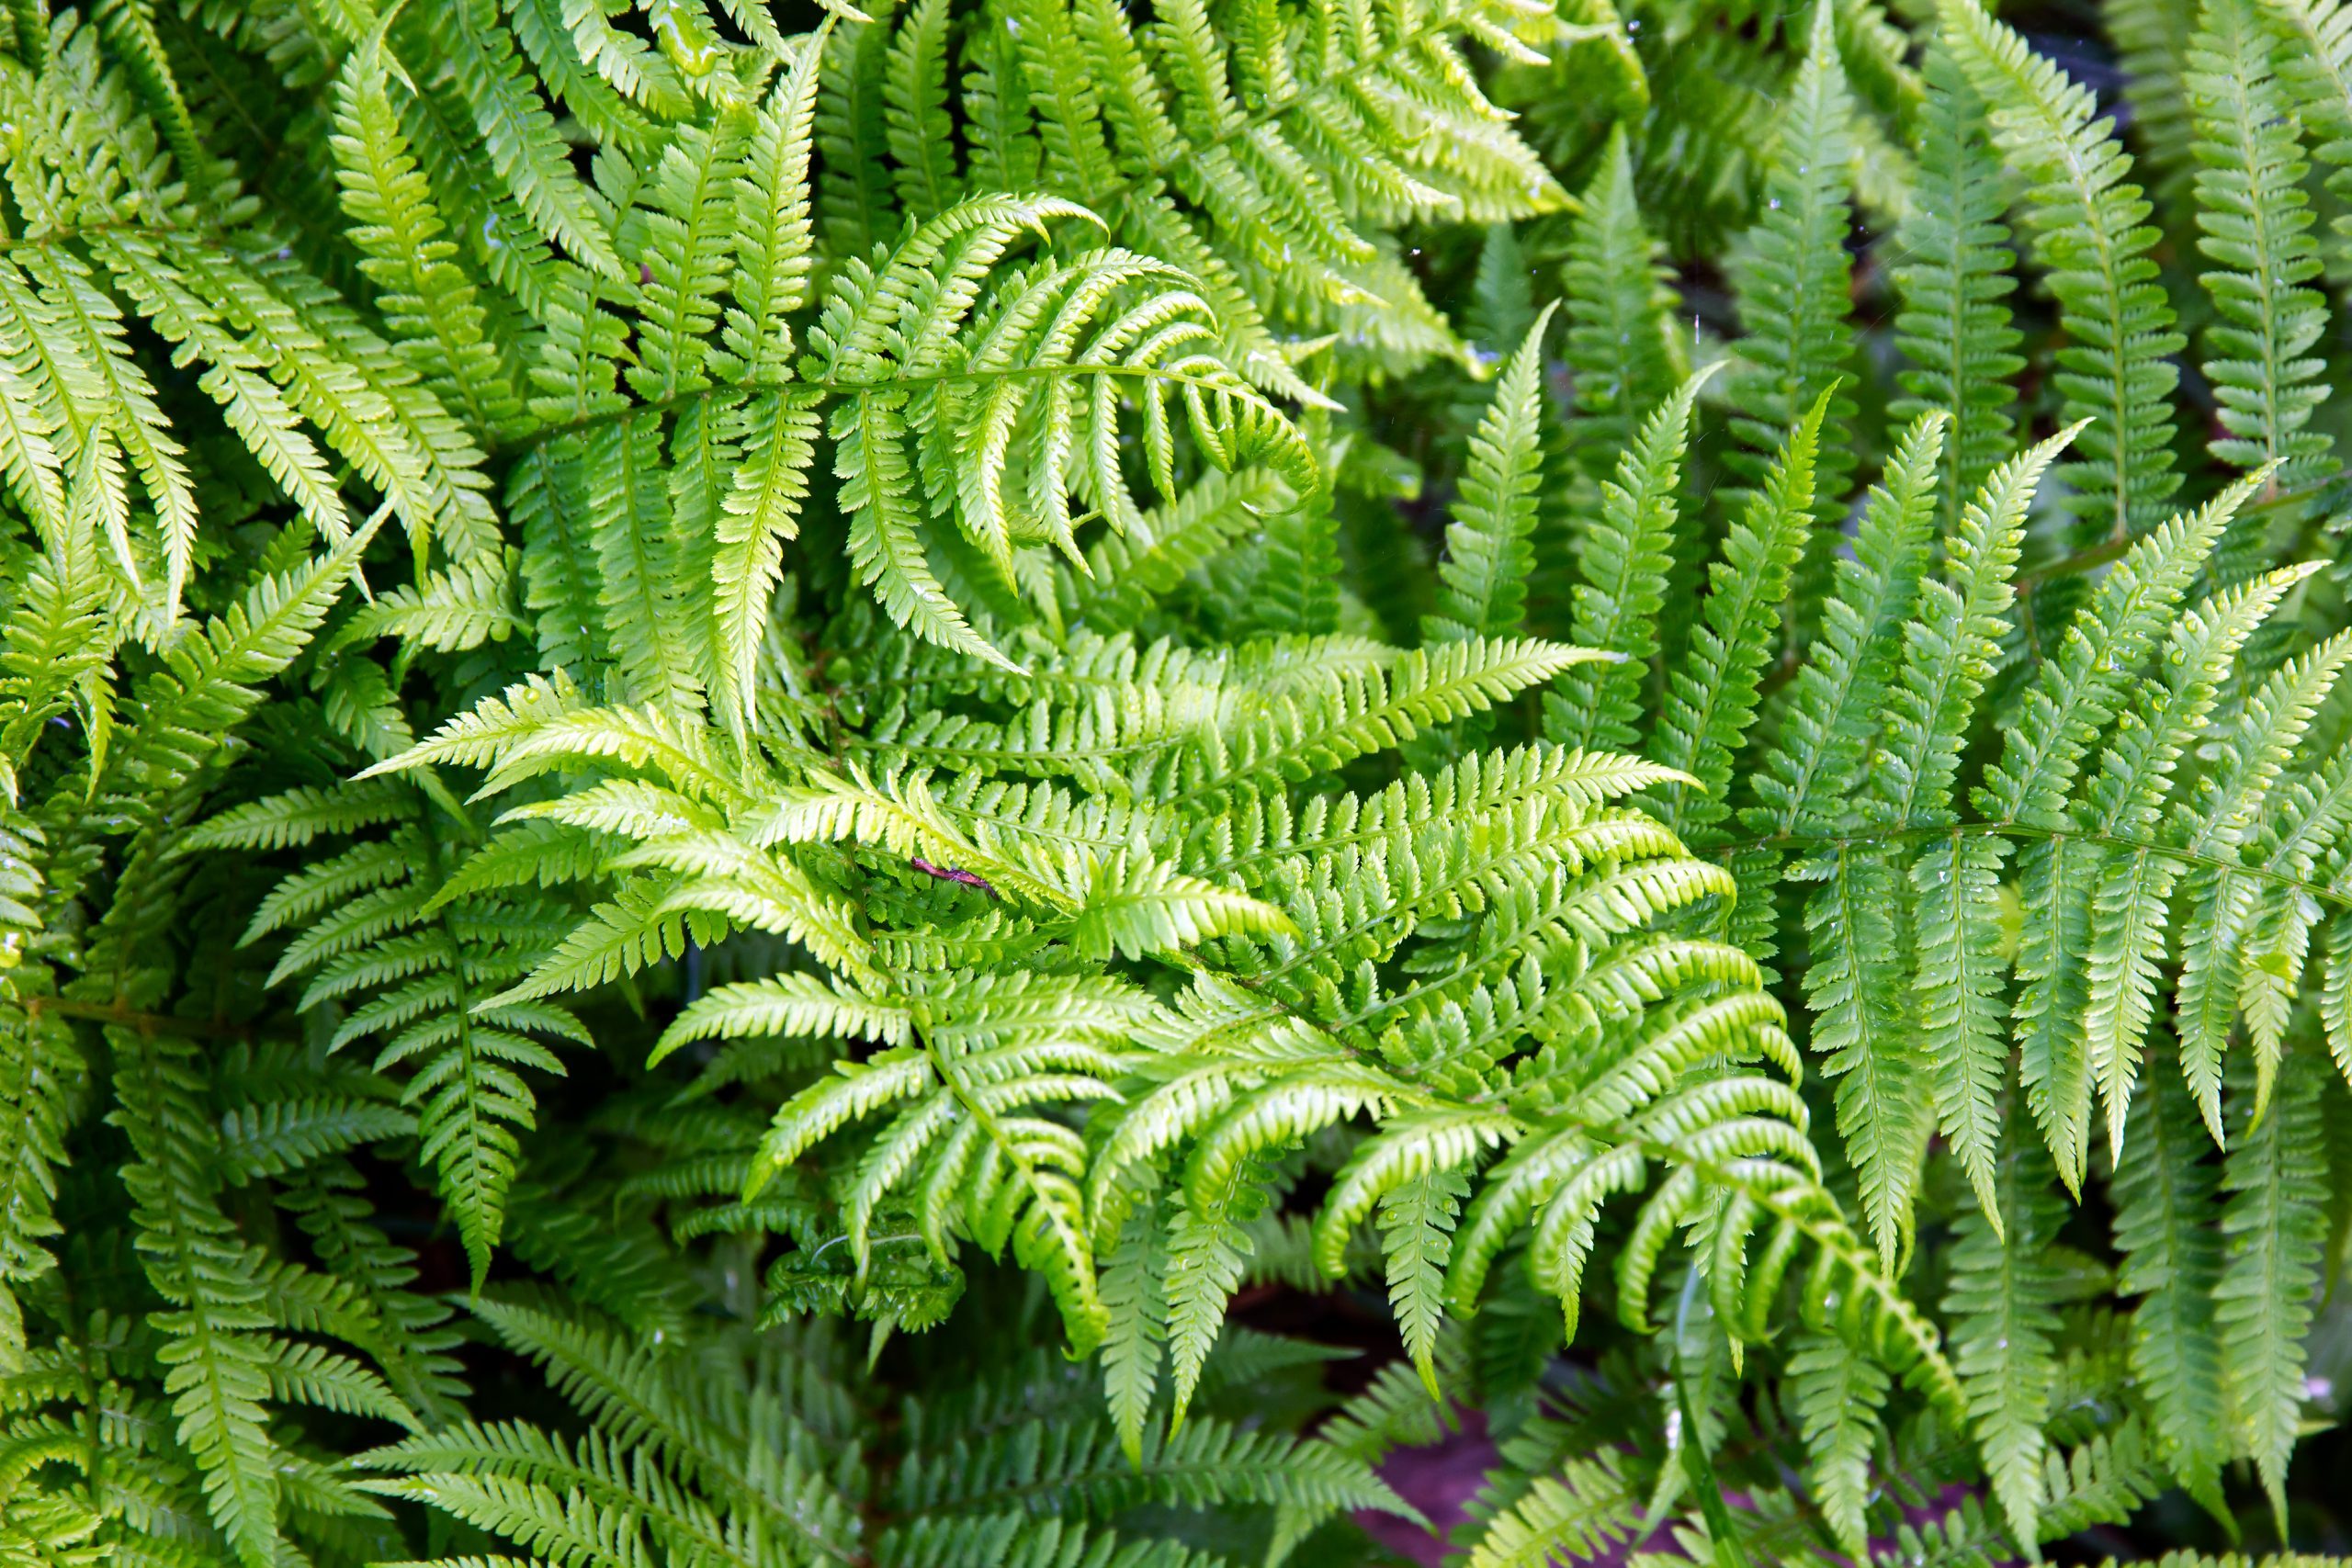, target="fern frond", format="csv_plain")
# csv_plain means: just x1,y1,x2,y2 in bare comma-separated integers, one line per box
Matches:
2187,0,2336,534
1647,388,1829,840
1750,412,1946,837
330,21,526,442
2215,1051,2326,1529
1557,128,1684,468
1943,1125,2066,1549
1788,1329,1888,1558
1944,0,2185,547
1549,367,1715,757
2111,1061,2229,1513
1426,305,1557,649
227,777,585,1287
1893,47,2023,529
1725,0,1860,585
108,1027,281,1568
